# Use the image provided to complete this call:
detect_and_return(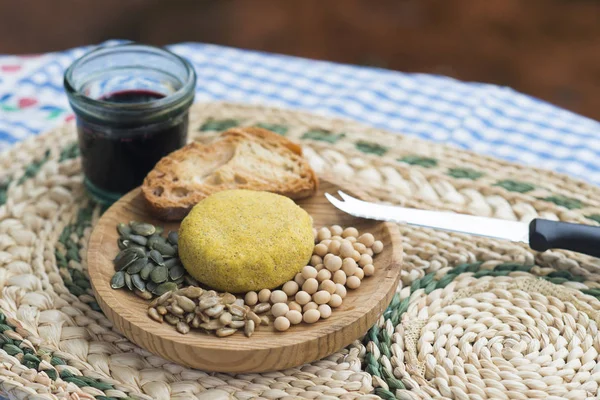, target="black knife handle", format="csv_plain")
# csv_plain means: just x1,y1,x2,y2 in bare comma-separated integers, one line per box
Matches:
529,218,600,258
